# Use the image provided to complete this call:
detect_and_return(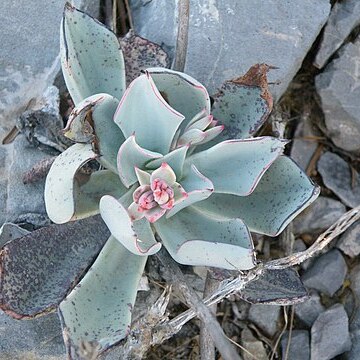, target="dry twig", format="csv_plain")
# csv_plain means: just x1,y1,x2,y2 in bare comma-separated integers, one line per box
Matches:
173,0,190,72
156,248,241,360
200,271,218,360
